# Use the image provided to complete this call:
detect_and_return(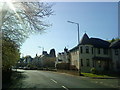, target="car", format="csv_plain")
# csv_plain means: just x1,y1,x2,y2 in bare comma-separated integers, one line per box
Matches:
18,67,24,69
23,67,30,70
